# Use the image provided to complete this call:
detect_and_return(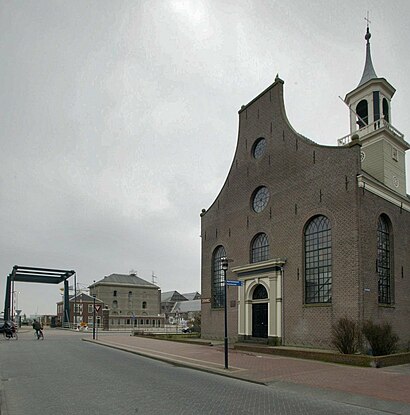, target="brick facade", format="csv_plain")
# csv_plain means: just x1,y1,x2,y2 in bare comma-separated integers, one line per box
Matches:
200,77,410,349
56,292,103,327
